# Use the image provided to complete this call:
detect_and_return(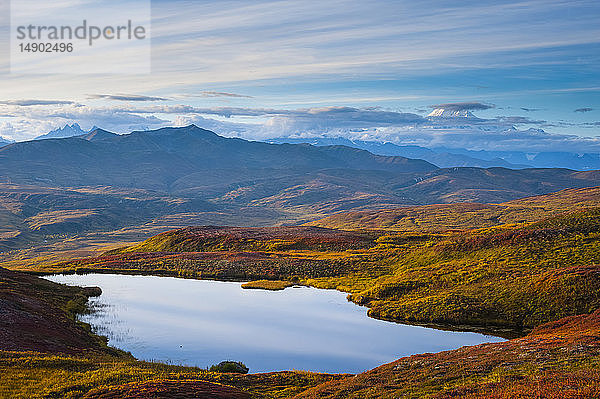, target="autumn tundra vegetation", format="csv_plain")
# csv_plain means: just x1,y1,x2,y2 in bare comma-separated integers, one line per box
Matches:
1,186,600,397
